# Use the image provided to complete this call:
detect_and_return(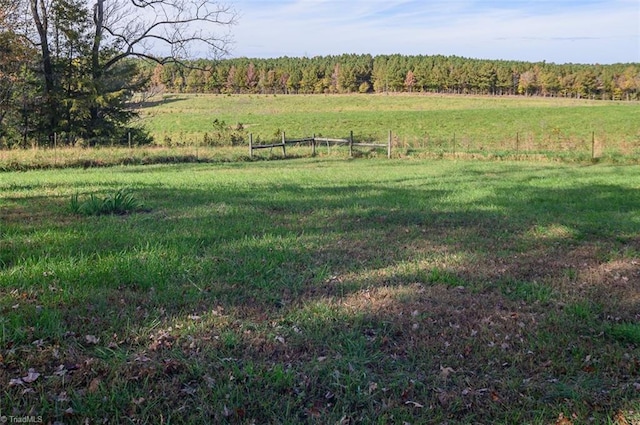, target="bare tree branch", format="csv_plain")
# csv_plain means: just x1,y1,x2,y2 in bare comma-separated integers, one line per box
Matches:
97,0,237,69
